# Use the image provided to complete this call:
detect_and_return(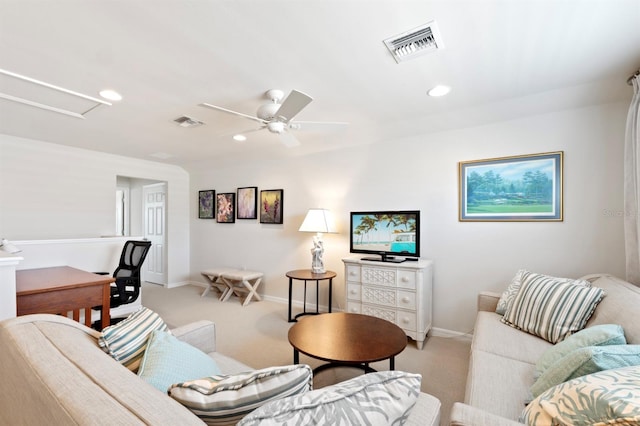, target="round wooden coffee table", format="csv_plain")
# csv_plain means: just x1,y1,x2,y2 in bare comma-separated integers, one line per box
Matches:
288,312,407,373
